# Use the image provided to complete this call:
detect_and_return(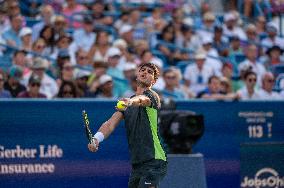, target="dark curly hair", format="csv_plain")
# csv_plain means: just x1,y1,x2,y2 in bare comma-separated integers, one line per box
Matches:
138,62,160,81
